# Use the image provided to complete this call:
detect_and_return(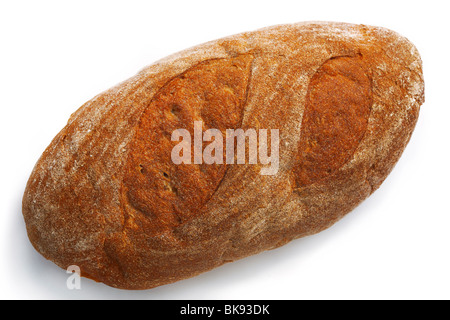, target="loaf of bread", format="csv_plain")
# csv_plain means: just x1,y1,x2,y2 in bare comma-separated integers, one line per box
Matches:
22,21,424,290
